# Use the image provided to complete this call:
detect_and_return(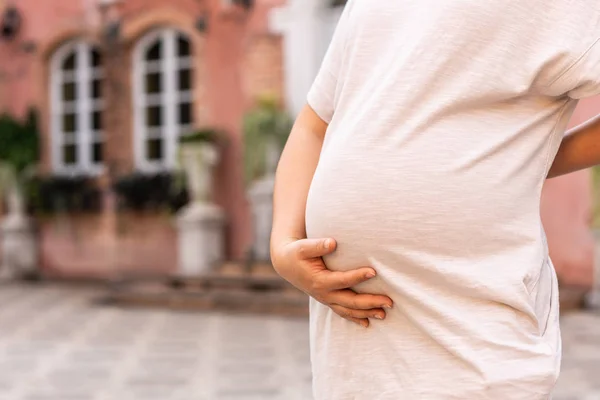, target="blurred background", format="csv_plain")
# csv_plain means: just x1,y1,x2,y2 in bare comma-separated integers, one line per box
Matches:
0,0,598,399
